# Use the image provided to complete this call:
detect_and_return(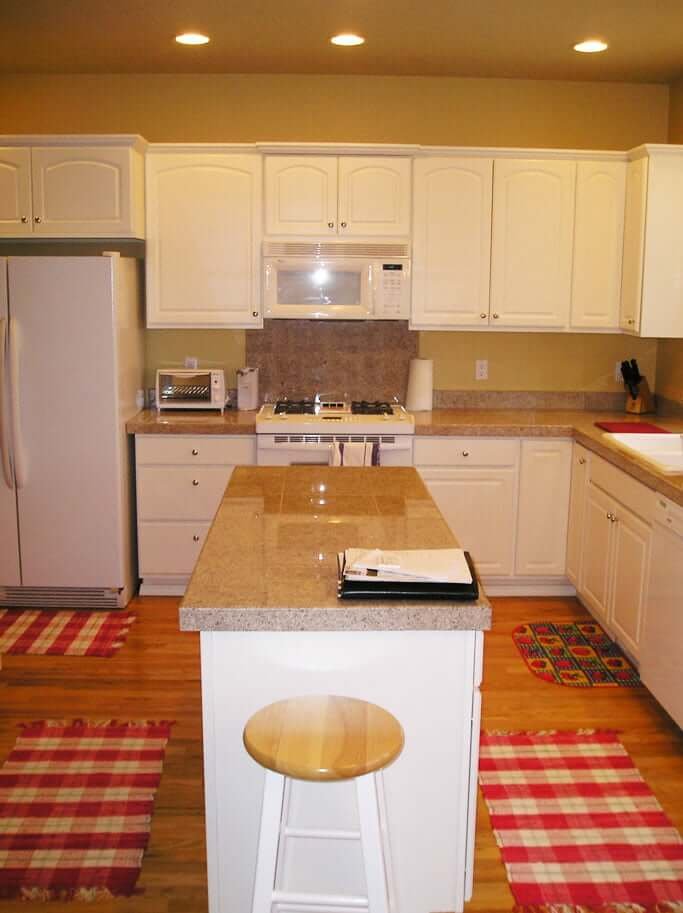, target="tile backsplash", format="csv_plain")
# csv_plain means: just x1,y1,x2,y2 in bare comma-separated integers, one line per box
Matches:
246,320,418,402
